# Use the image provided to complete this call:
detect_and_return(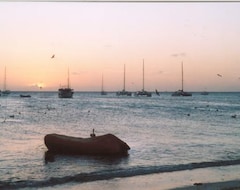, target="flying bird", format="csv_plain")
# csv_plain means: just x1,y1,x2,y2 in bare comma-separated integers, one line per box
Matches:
51,54,55,59
217,74,222,77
